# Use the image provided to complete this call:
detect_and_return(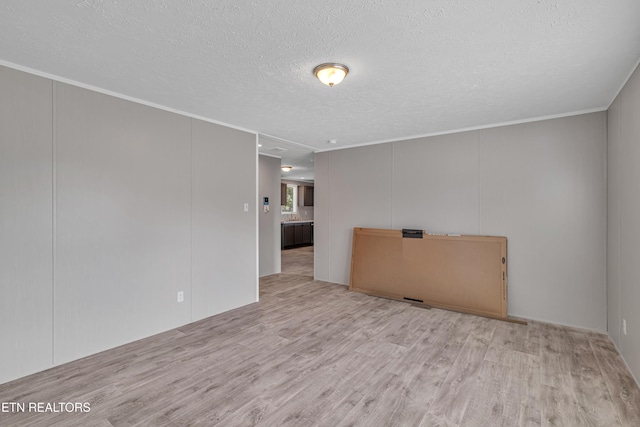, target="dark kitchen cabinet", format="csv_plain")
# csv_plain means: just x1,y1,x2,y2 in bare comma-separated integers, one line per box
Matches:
281,222,314,249
283,223,295,247
297,185,314,207
294,223,304,243
301,222,311,243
